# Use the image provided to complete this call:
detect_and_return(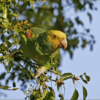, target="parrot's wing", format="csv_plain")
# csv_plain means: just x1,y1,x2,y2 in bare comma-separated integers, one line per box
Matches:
30,27,46,35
